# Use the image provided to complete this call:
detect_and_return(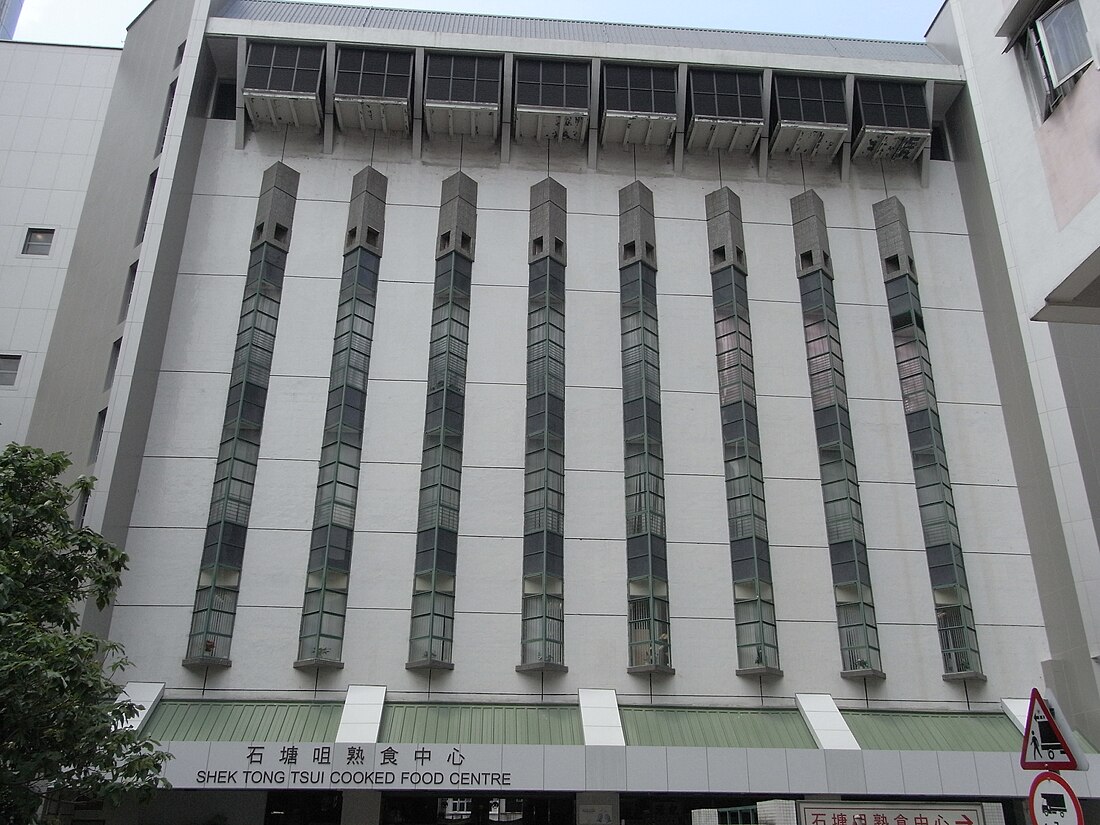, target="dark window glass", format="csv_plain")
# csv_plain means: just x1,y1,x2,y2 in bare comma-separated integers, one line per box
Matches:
249,43,273,65
452,56,477,79
383,75,407,97
565,85,588,108
605,65,628,87
517,61,539,82
426,77,449,100
606,88,629,110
